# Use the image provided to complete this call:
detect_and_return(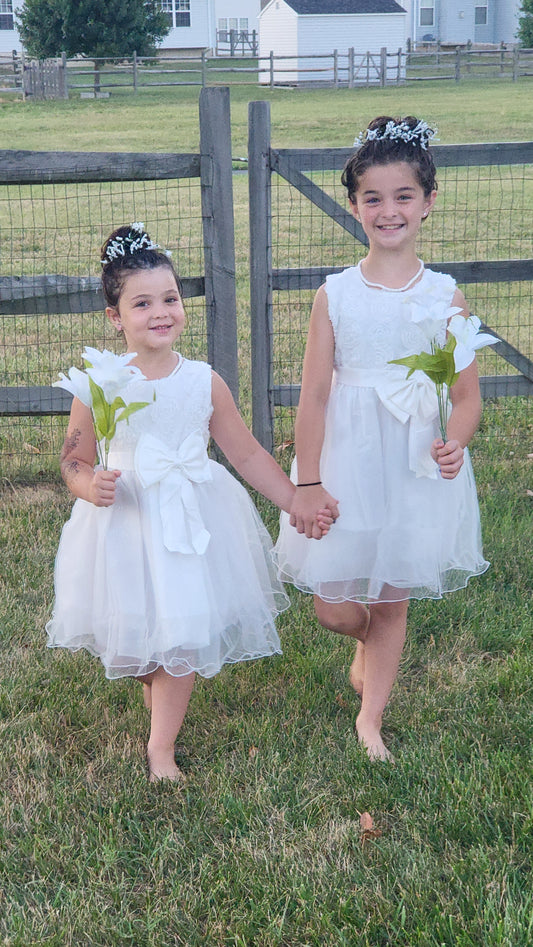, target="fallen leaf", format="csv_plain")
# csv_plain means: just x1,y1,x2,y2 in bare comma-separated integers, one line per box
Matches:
526,490,533,497
23,442,40,454
527,454,533,460
359,811,382,844
335,693,349,709
248,746,259,759
275,440,294,453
